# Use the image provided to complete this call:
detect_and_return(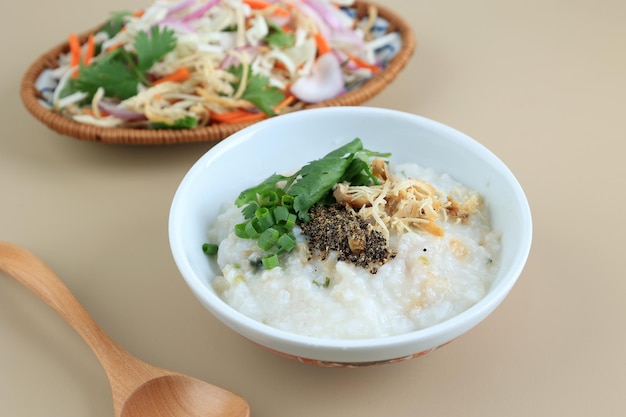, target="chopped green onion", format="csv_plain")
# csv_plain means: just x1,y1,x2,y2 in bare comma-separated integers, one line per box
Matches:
234,223,250,238
255,207,274,229
277,232,296,252
272,205,289,225
262,254,279,269
284,213,297,230
313,277,331,288
258,227,279,251
202,243,219,255
260,190,279,208
245,219,262,238
270,224,287,235
281,194,294,209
